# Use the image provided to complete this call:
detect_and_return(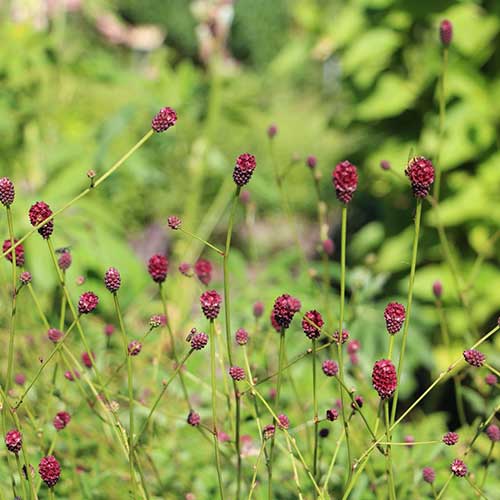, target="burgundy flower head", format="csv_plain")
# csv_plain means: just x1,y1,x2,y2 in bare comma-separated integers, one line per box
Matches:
233,153,257,187
167,215,181,230
81,352,94,368
5,429,22,454
150,314,166,328
57,250,72,271
151,106,177,132
47,328,63,343
351,395,364,410
272,294,301,330
332,160,358,204
332,329,349,344
253,301,264,318
0,177,15,206
322,359,339,377
422,467,435,484
405,157,435,198
432,280,443,299
463,349,485,367
277,413,289,430
200,290,222,320
229,366,245,381
347,340,361,355
190,331,208,350
404,435,415,447
263,424,275,440
2,239,25,266
380,160,391,171
326,408,338,421
78,291,99,314
443,432,459,446
104,267,121,293
148,254,168,283
187,410,201,427
323,238,334,256
128,340,142,356
302,310,324,339
64,370,80,381
384,302,406,334
485,374,497,386
194,258,212,286
29,201,54,239
15,373,26,386
38,455,61,488
372,359,397,399
20,271,32,285
267,124,278,139
486,424,500,442
440,20,453,46
306,156,317,169
53,412,71,431
178,262,192,277
235,328,249,346
450,459,467,477
104,324,115,337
